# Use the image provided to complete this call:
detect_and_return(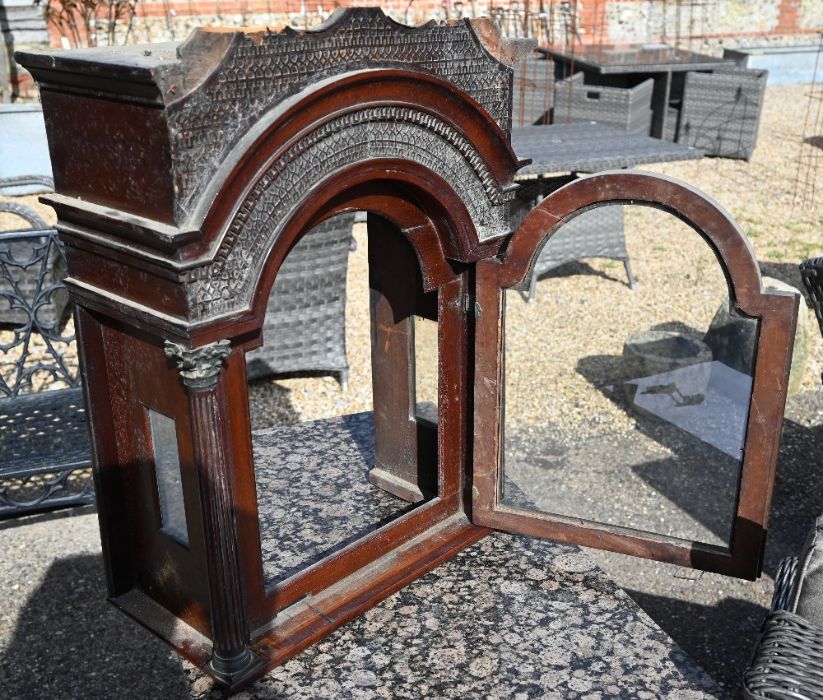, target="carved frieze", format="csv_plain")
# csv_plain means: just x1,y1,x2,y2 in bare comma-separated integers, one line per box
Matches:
167,9,514,220
184,106,517,321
